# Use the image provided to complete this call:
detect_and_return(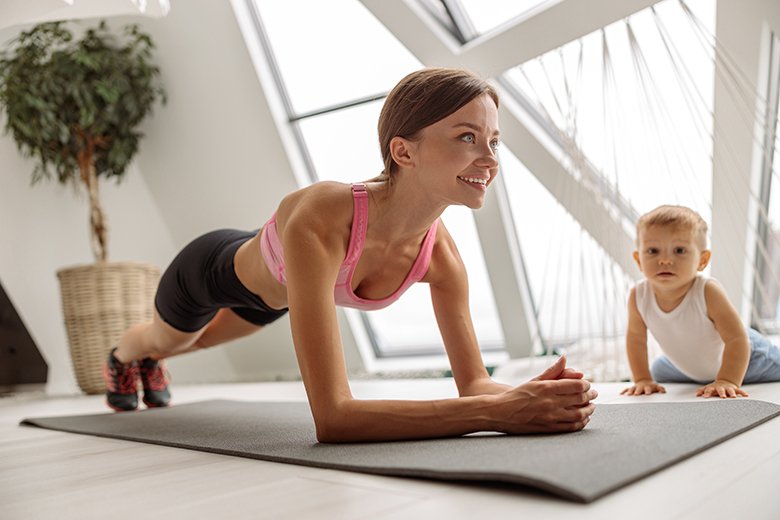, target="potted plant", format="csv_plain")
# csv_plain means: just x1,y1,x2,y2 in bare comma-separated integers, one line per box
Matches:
0,21,166,394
